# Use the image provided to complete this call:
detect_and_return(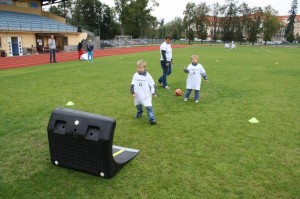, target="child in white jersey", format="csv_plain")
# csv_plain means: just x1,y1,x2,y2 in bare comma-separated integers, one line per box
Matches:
130,60,157,124
183,55,208,103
